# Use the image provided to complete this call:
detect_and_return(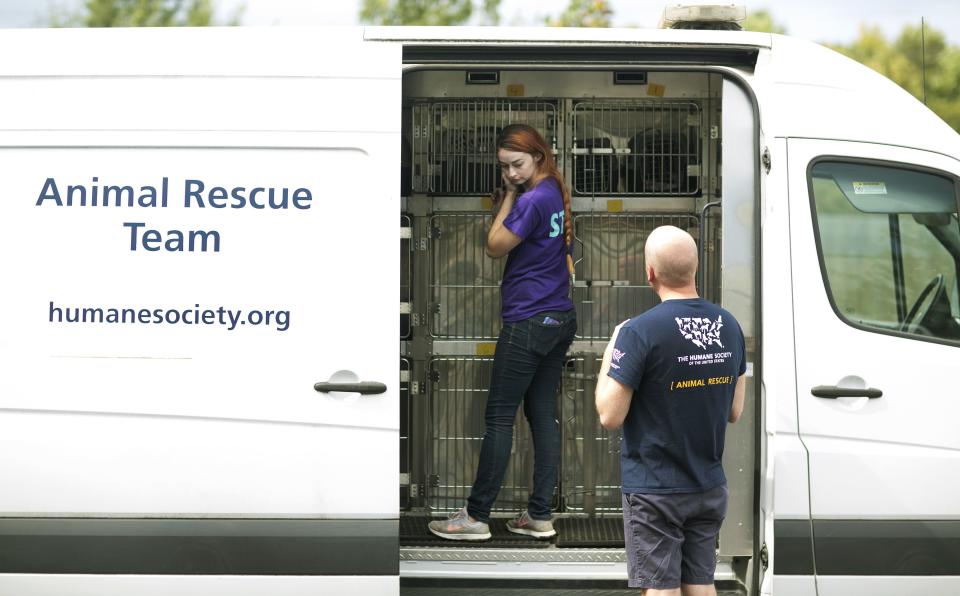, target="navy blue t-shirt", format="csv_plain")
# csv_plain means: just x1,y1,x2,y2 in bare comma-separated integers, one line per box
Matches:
608,298,746,494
